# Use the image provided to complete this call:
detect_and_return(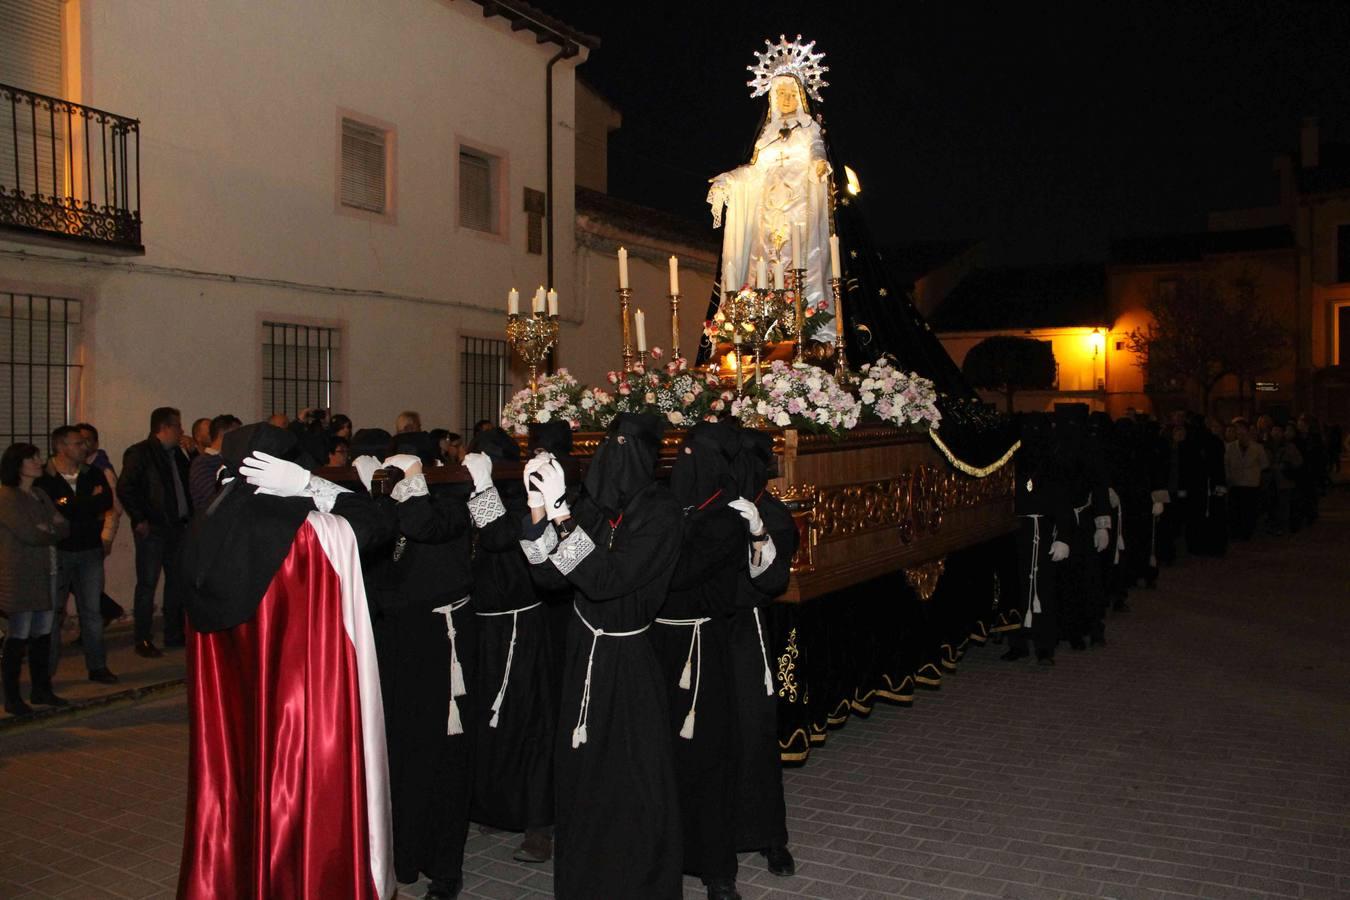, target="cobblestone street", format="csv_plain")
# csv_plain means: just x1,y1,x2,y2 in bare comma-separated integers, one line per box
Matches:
2,492,1348,900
